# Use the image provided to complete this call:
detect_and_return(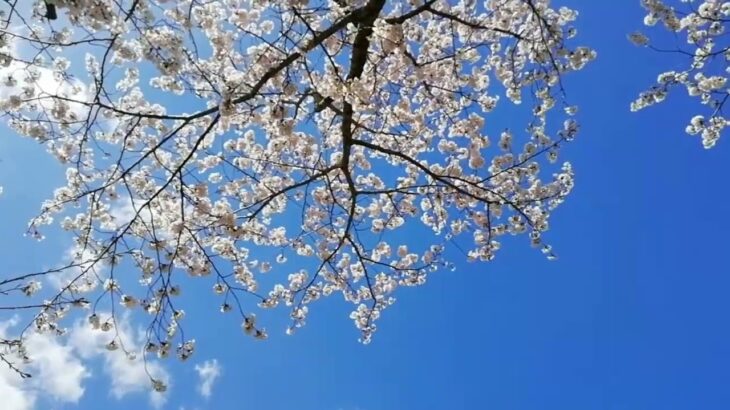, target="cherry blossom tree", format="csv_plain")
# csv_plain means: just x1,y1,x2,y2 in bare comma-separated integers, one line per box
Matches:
630,0,730,148
1,0,597,390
